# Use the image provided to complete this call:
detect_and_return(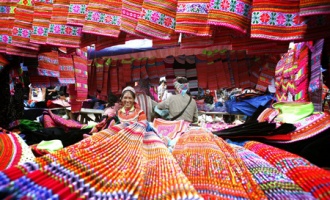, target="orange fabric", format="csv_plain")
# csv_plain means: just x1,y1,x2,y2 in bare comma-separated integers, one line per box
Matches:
118,106,146,123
